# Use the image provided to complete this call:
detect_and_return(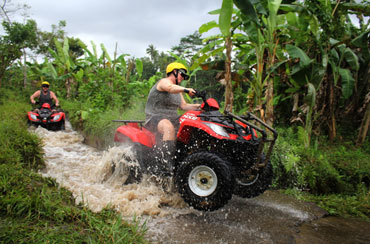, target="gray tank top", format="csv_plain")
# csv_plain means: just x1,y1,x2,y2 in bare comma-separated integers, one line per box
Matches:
145,81,181,123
